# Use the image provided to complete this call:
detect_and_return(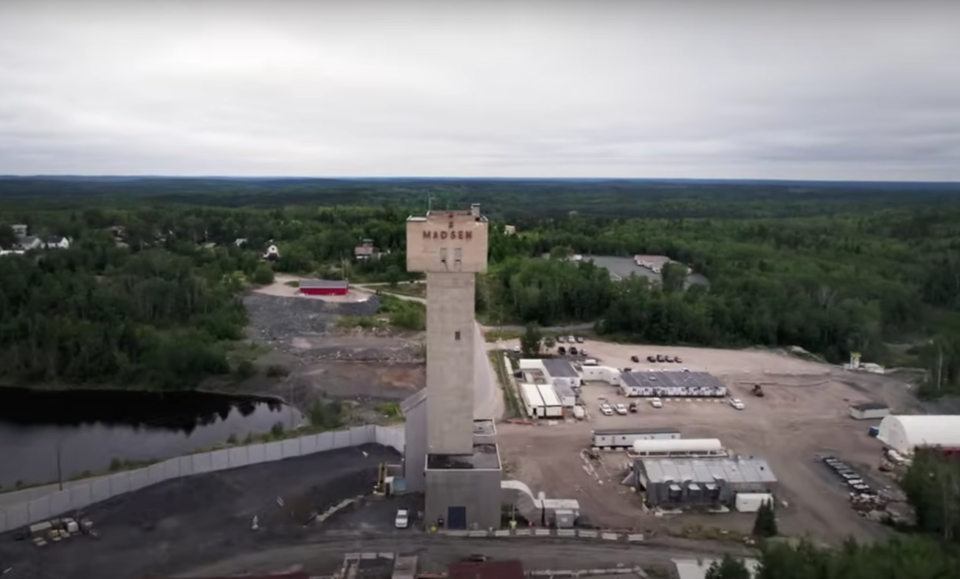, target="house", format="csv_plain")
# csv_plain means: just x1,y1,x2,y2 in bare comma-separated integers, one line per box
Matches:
263,244,280,261
11,224,28,237
234,238,248,247
504,225,516,235
107,225,126,240
201,242,217,250
43,236,71,249
354,238,378,260
0,248,25,257
17,236,43,251
299,279,349,296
